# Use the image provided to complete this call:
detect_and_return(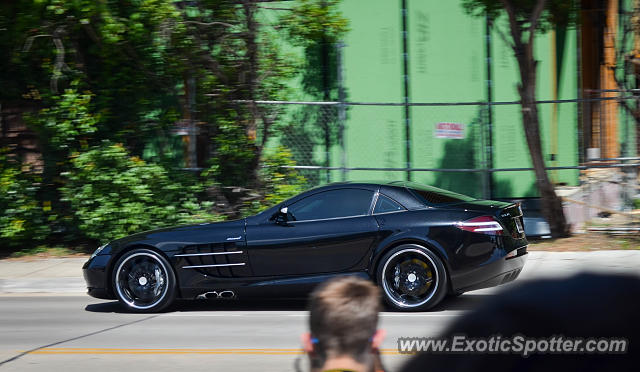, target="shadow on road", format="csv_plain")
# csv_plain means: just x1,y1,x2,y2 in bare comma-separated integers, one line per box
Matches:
430,294,494,312
84,293,492,314
85,298,309,313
